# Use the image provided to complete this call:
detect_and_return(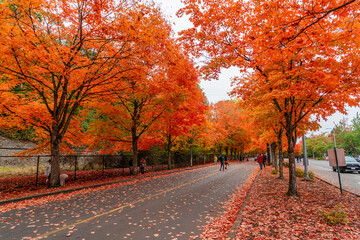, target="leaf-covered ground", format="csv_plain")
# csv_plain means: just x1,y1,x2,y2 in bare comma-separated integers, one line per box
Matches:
0,165,191,201
234,167,360,239
2,163,359,239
